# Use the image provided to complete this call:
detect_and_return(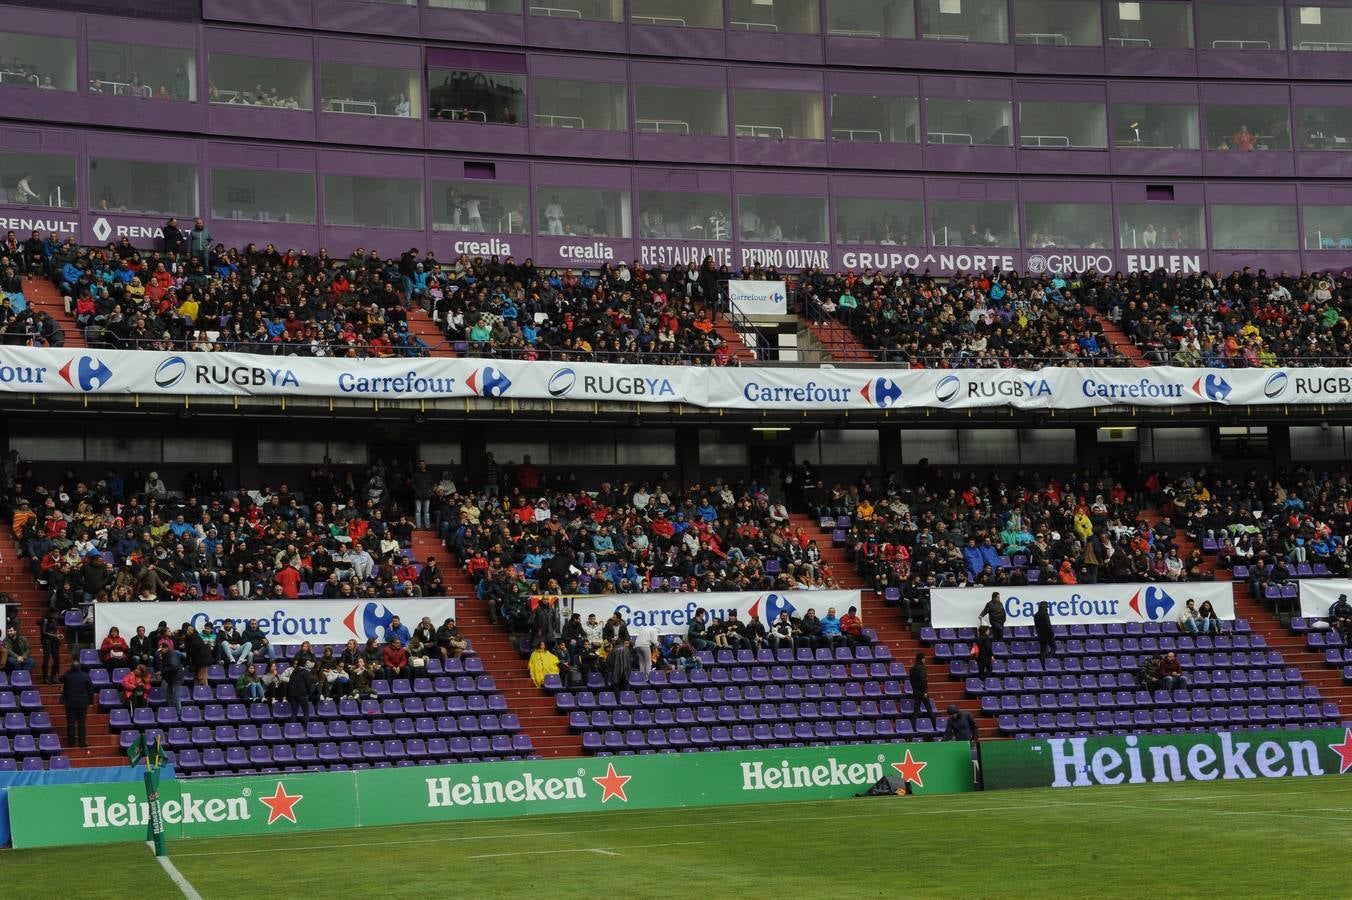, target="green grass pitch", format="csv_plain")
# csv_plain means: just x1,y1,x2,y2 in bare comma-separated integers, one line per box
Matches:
9,774,1351,898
